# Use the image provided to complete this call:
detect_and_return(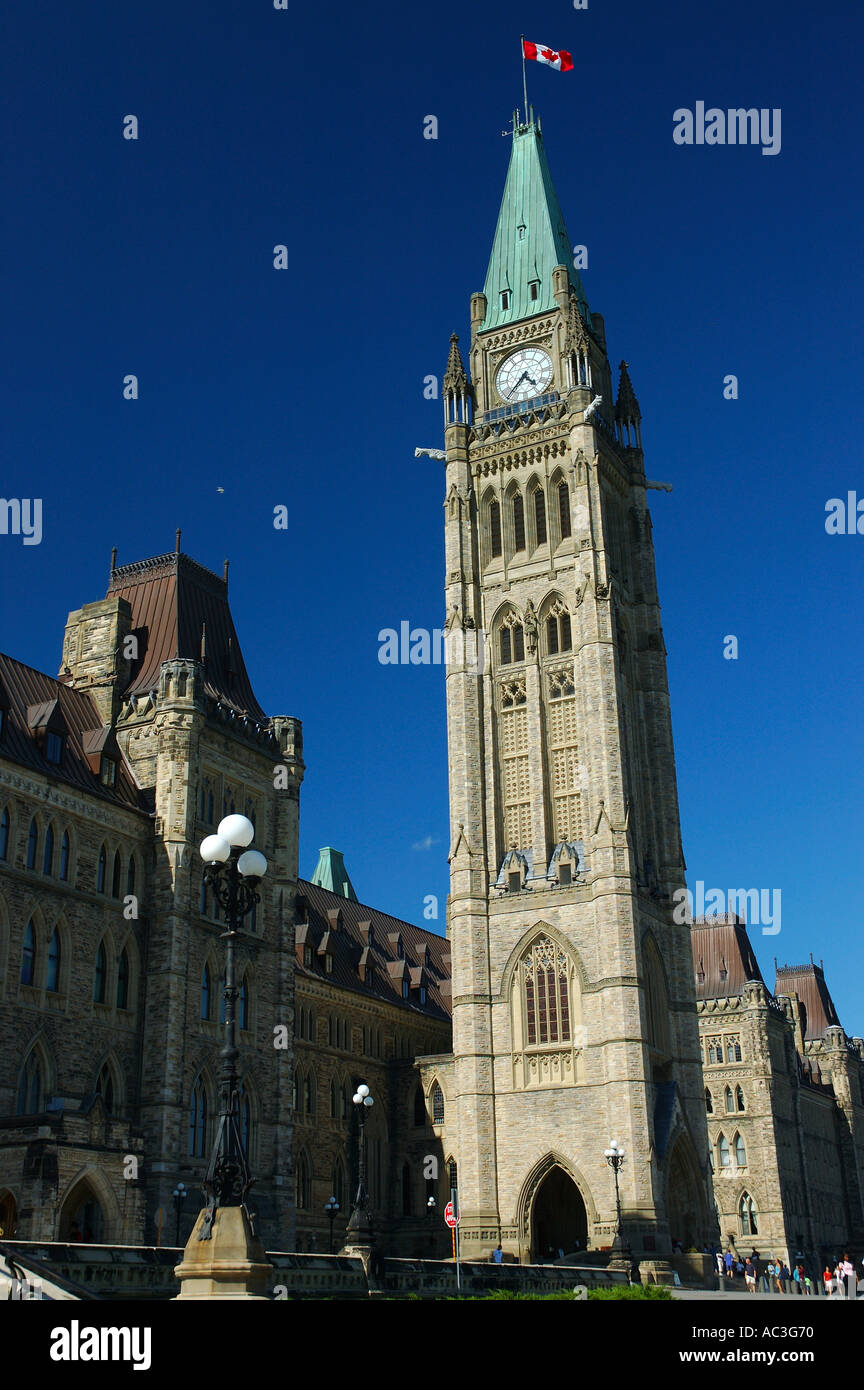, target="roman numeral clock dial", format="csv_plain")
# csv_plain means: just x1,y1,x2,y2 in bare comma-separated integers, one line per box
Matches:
495,346,554,403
